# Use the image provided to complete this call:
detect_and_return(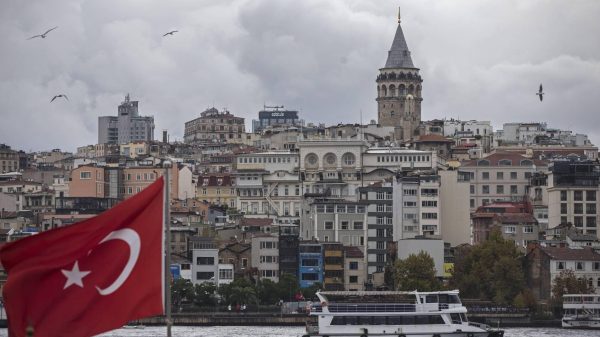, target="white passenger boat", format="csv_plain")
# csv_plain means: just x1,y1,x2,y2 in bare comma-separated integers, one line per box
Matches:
562,294,600,329
304,290,504,337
